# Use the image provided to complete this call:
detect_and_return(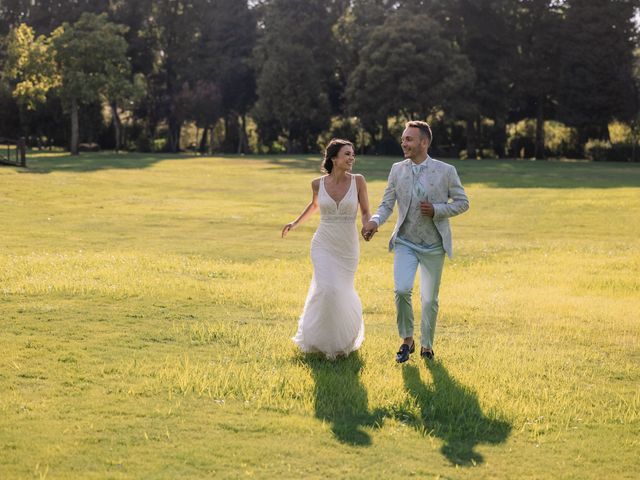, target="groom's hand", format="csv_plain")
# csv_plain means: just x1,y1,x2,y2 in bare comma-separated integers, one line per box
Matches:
361,221,378,241
420,201,435,218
